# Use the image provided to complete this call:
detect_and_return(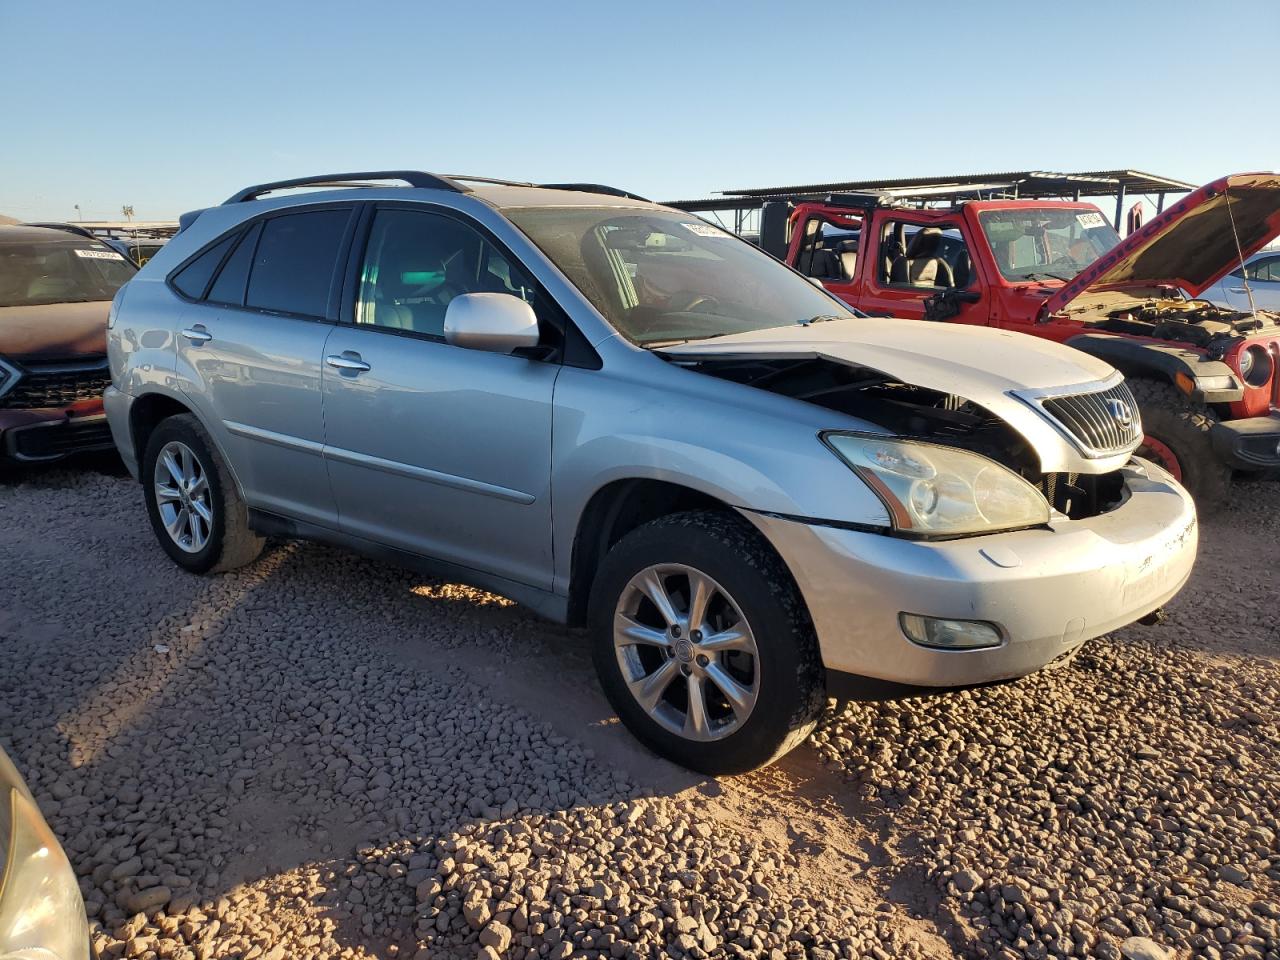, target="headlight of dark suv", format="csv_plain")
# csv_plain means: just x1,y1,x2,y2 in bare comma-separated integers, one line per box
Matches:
0,751,89,960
